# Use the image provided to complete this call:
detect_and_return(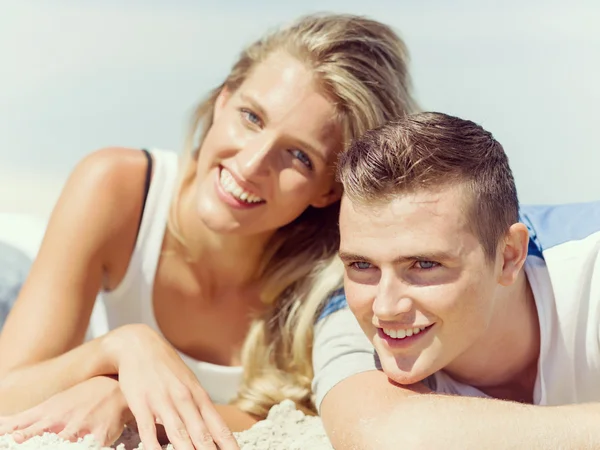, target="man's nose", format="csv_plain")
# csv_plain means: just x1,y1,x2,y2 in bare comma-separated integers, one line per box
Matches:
373,272,413,320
